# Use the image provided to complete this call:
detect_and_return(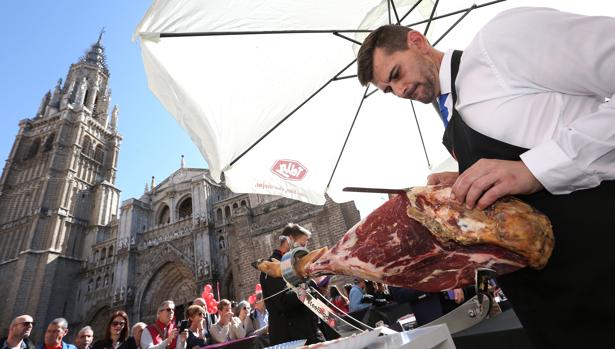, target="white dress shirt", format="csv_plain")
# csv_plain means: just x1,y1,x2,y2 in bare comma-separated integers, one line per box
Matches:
438,7,615,194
